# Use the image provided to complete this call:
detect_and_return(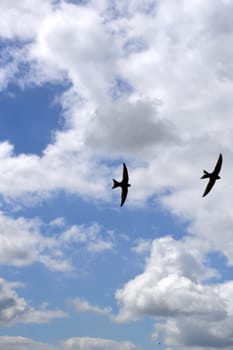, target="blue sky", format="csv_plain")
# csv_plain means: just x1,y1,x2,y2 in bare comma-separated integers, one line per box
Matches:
0,1,233,350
